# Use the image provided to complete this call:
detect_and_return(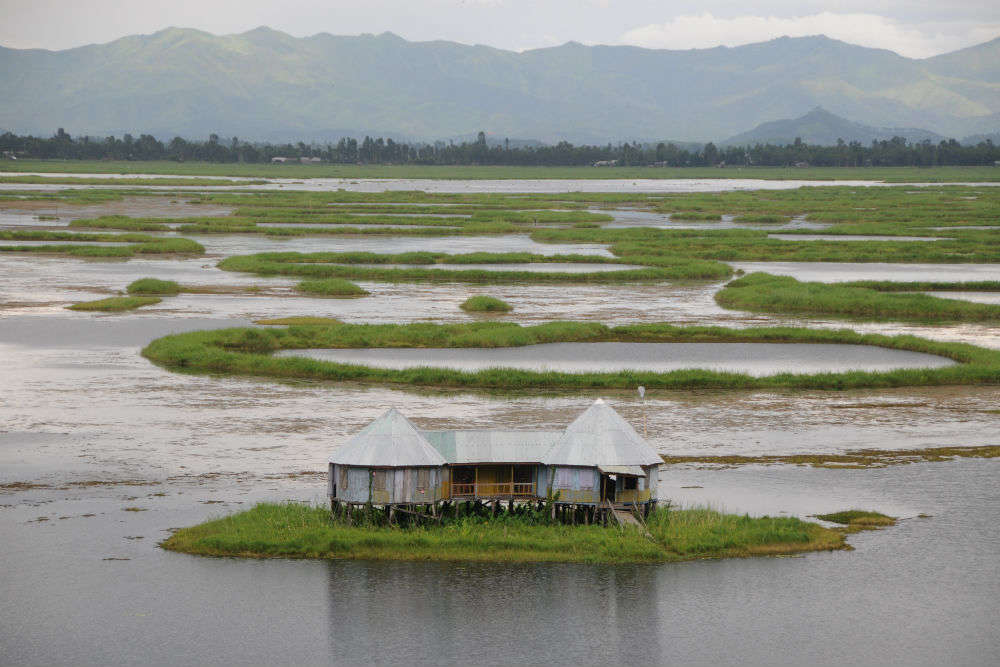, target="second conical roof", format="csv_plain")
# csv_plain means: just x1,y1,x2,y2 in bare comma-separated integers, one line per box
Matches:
543,399,662,467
